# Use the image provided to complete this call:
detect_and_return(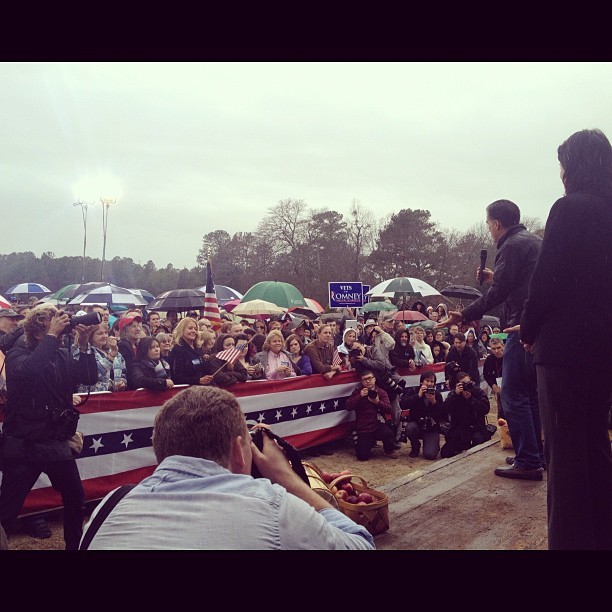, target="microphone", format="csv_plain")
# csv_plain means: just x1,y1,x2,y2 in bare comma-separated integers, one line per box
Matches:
479,249,487,285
